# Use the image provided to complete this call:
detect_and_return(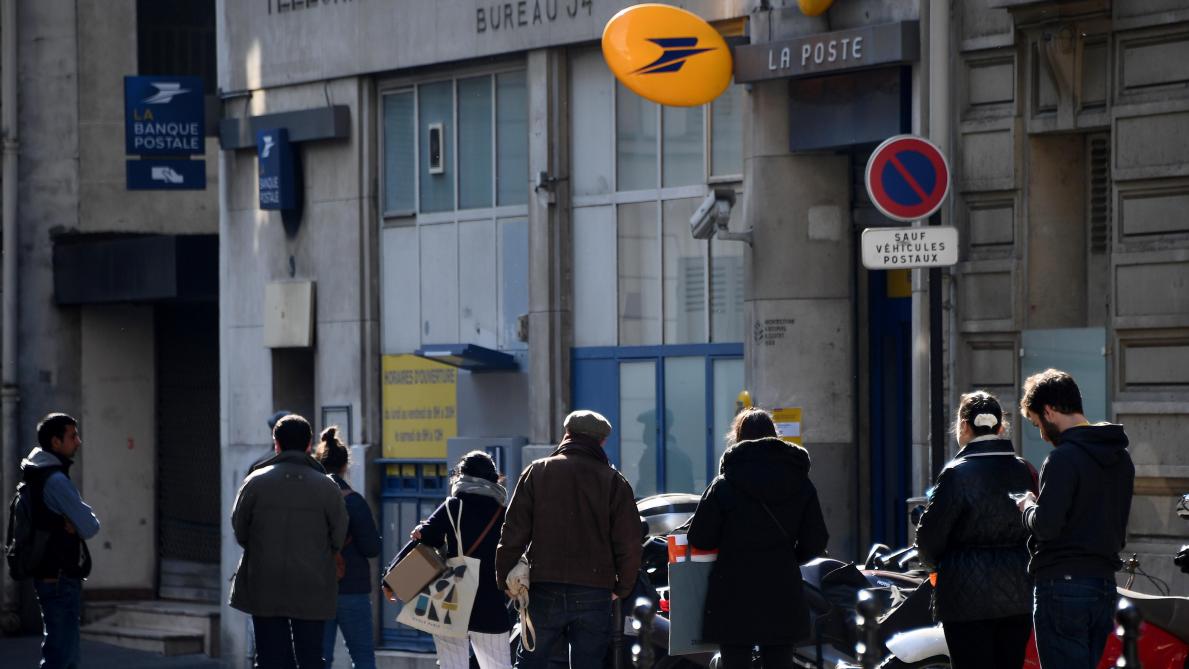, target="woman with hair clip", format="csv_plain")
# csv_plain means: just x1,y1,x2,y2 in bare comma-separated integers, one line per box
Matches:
314,426,381,669
688,408,830,669
409,450,511,669
914,391,1038,669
